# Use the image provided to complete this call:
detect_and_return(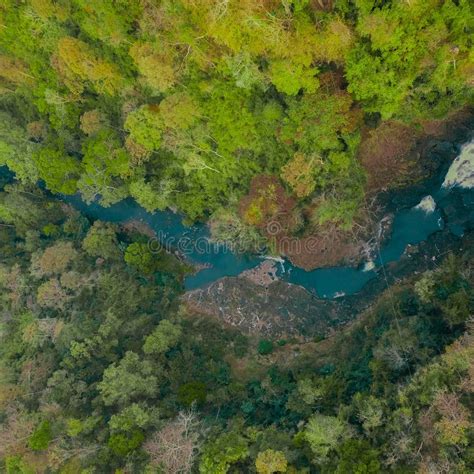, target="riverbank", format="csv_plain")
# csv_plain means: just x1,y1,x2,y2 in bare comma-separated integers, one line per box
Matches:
184,133,473,339
184,227,473,340
55,131,473,307
285,108,474,271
